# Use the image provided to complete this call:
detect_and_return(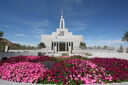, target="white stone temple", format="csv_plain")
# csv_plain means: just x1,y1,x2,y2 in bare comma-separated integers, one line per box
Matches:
41,10,83,53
